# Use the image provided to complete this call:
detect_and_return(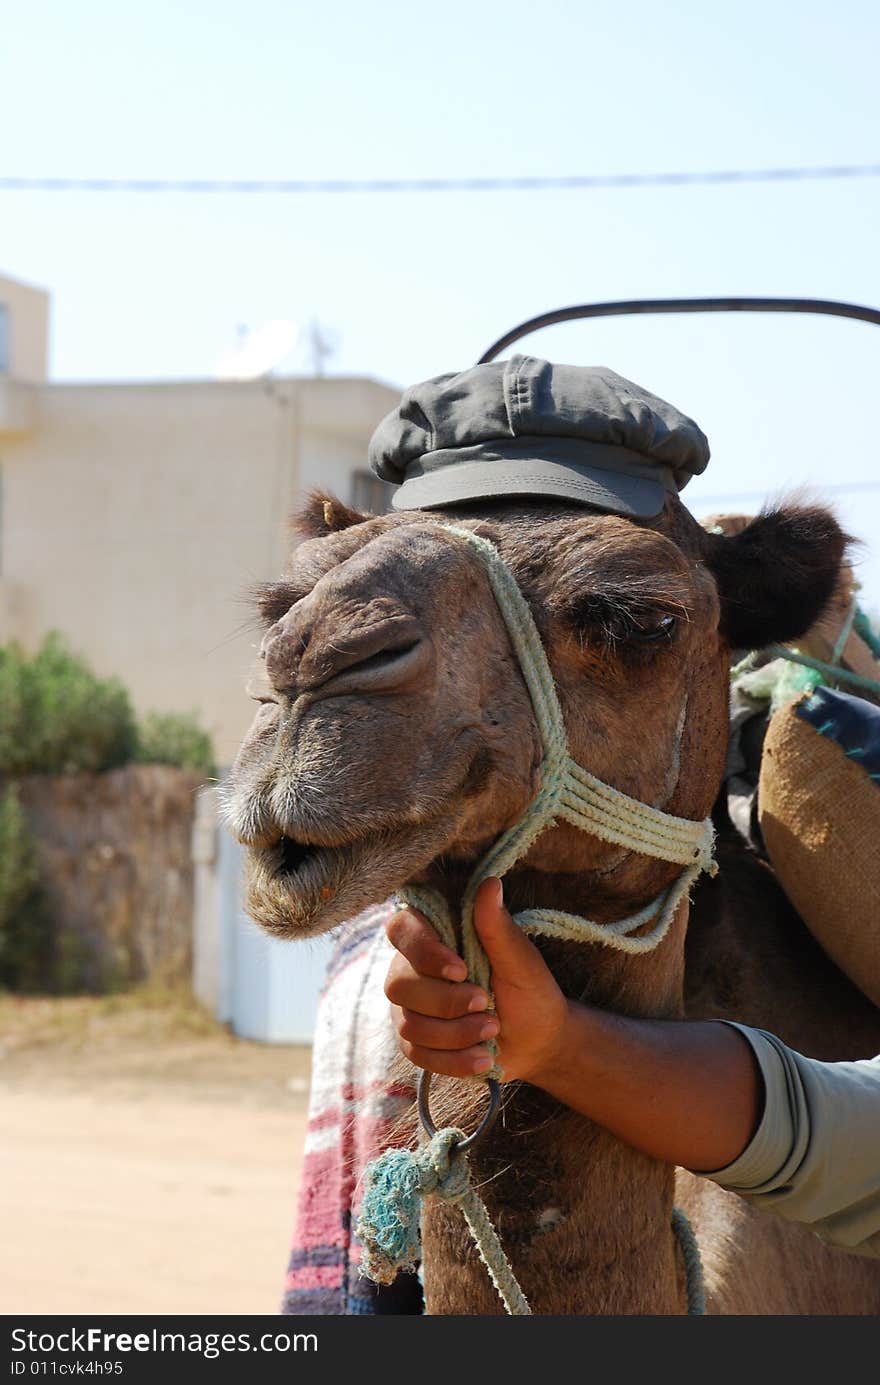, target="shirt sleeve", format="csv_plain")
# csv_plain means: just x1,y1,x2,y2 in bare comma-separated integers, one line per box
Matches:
704,1021,880,1258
